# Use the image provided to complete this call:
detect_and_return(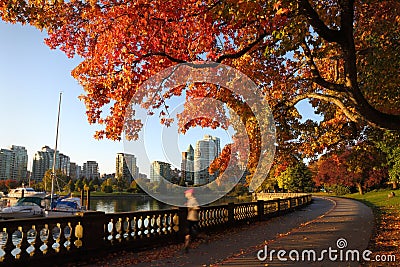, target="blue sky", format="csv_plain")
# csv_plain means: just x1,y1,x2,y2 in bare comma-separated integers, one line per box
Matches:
0,21,321,176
